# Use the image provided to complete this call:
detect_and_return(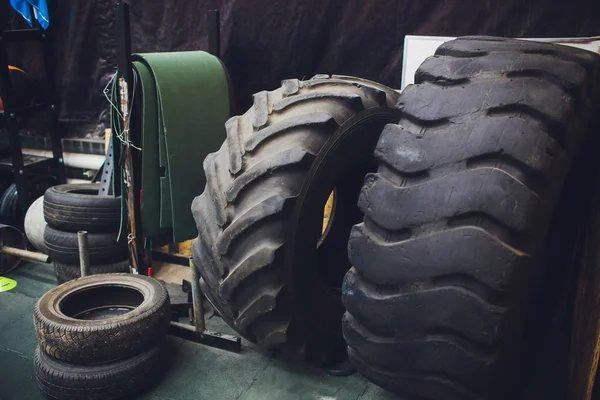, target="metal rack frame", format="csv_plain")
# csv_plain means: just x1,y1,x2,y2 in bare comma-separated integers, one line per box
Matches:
0,3,65,212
